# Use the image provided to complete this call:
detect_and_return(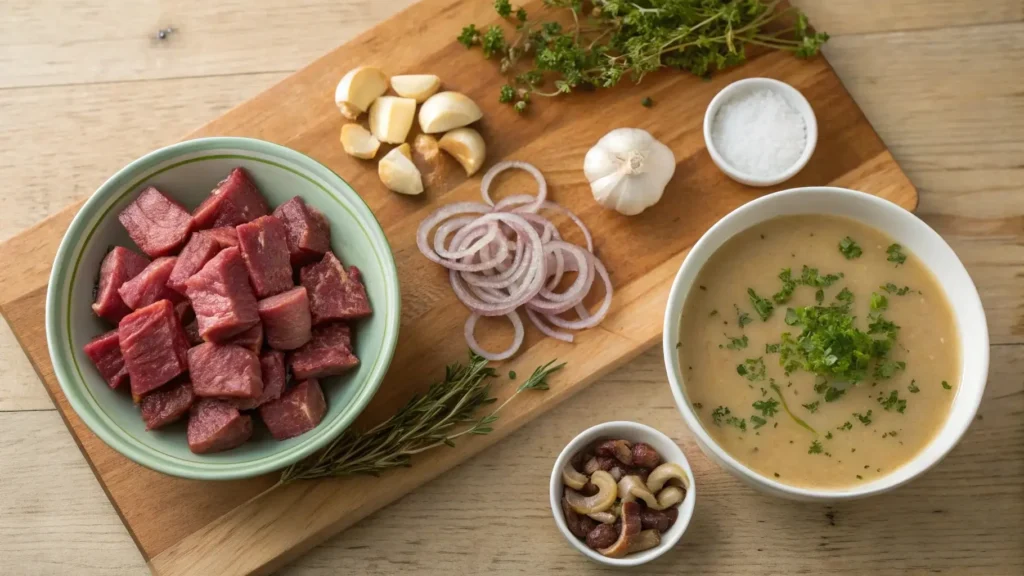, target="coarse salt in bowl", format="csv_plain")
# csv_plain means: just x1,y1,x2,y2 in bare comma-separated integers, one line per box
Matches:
703,77,818,187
